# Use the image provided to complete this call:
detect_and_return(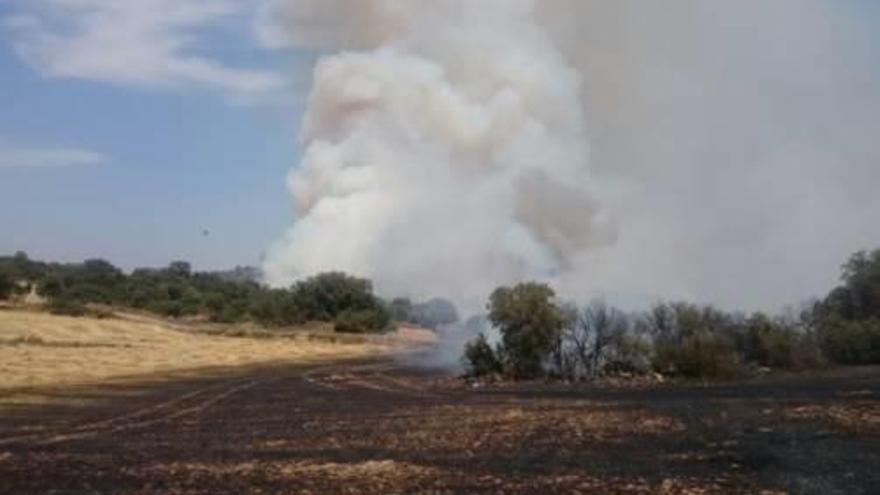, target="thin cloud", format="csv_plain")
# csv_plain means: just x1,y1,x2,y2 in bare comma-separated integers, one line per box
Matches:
4,0,285,100
0,143,108,169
